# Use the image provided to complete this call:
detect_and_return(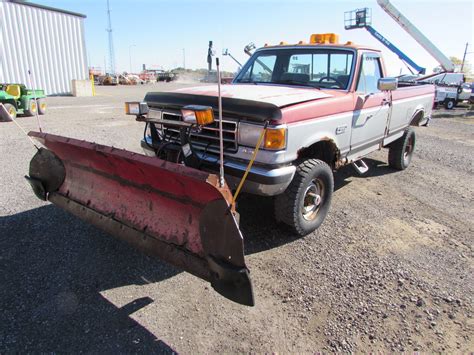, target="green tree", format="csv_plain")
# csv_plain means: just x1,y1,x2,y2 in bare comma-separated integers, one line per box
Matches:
449,56,471,74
